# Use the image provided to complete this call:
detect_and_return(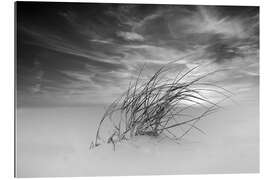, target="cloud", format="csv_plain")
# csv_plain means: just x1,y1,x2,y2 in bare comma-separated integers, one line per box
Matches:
89,39,113,44
119,44,206,67
125,11,163,32
60,71,93,83
169,6,252,39
31,84,42,94
58,10,77,25
21,26,123,65
116,31,144,41
192,7,248,39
